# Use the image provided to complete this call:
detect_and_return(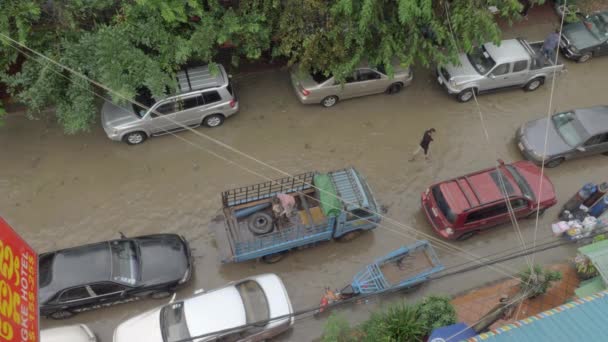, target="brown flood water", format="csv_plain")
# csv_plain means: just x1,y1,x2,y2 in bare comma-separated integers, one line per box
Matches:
1,21,608,341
